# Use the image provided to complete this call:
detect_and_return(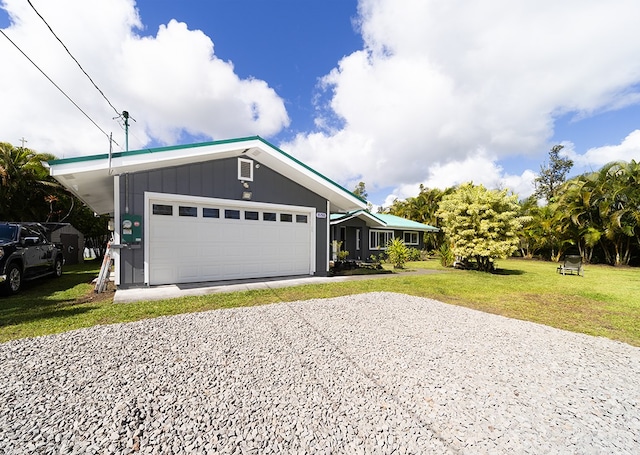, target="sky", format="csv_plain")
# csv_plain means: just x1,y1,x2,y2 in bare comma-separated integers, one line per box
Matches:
2,0,640,208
